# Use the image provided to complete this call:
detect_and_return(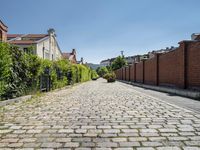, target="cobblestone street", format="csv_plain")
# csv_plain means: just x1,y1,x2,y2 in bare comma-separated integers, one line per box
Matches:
0,79,200,149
